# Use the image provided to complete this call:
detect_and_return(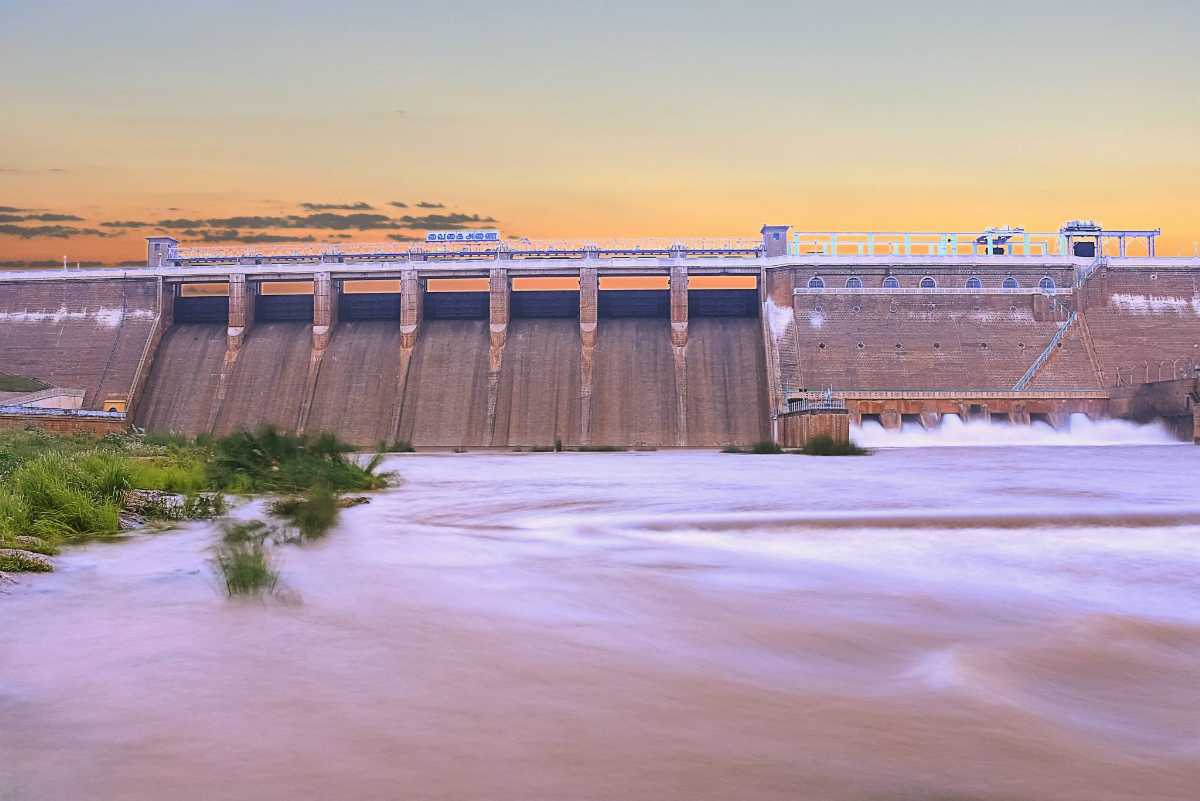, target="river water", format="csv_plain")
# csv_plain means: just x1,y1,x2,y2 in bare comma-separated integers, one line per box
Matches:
3,435,1200,801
